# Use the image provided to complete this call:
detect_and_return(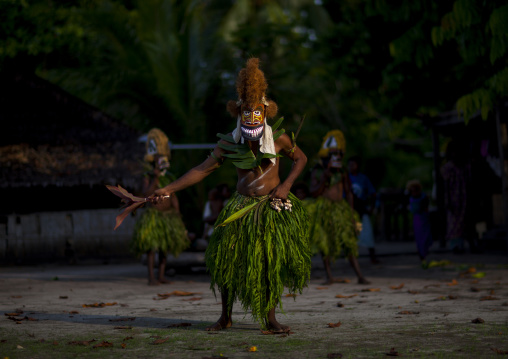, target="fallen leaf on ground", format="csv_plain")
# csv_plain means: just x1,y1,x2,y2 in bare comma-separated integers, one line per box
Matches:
472,318,485,324
480,296,499,301
424,284,440,288
316,287,328,290
121,343,126,349
4,312,23,316
248,346,257,352
152,338,169,345
390,284,404,290
491,348,508,354
182,297,202,301
428,260,451,268
168,322,192,327
17,345,24,349
114,326,132,330
398,311,419,315
361,288,380,292
472,272,486,278
447,279,458,286
285,294,297,297
327,353,343,358
109,317,135,322
386,347,401,356
334,279,351,283
156,291,202,299
328,322,342,328
260,329,292,335
68,339,96,346
123,336,134,341
335,294,357,298
93,341,113,348
82,302,117,308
